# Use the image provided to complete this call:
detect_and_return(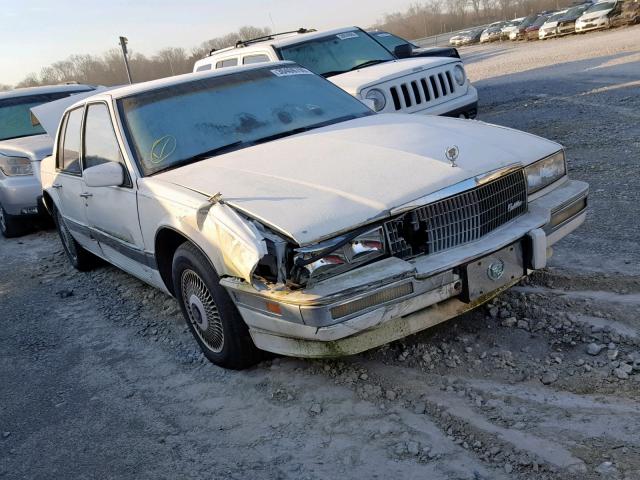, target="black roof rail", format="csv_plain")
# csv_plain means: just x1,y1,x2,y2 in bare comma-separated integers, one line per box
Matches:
235,28,315,48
